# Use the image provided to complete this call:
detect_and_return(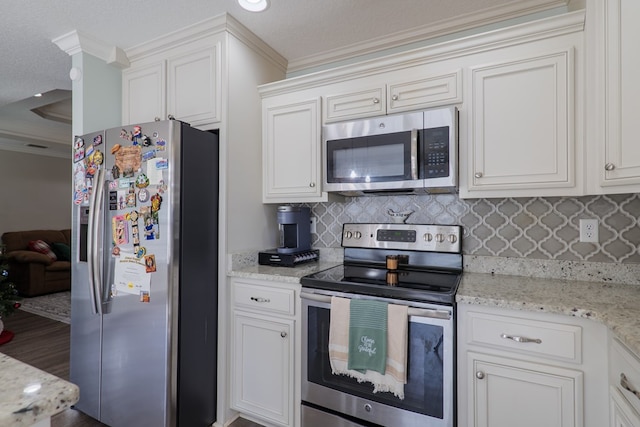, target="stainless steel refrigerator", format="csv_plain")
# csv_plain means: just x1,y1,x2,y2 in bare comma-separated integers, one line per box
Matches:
70,120,218,426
